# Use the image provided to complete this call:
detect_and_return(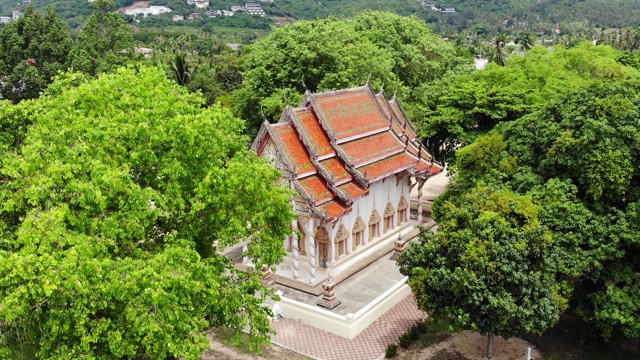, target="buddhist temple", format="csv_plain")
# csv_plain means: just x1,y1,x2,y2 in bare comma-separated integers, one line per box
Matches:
250,83,443,294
